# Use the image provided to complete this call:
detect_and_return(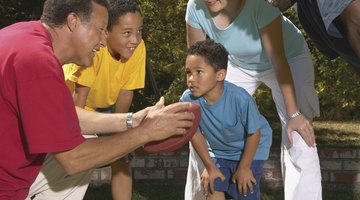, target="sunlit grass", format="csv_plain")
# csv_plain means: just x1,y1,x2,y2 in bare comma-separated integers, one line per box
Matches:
266,116,360,148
